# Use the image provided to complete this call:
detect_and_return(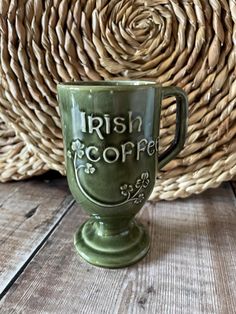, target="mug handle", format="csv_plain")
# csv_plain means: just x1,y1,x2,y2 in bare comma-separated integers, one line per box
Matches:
158,86,188,170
